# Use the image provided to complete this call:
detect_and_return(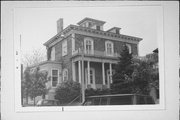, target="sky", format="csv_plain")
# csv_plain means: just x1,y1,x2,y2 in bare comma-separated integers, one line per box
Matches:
14,5,159,58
